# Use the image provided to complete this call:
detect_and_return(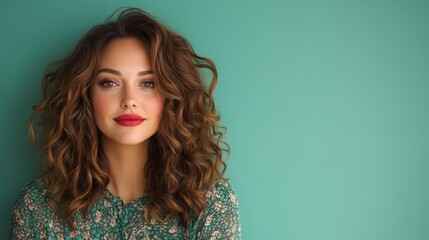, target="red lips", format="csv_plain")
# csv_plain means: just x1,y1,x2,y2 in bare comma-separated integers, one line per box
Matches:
114,114,145,126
